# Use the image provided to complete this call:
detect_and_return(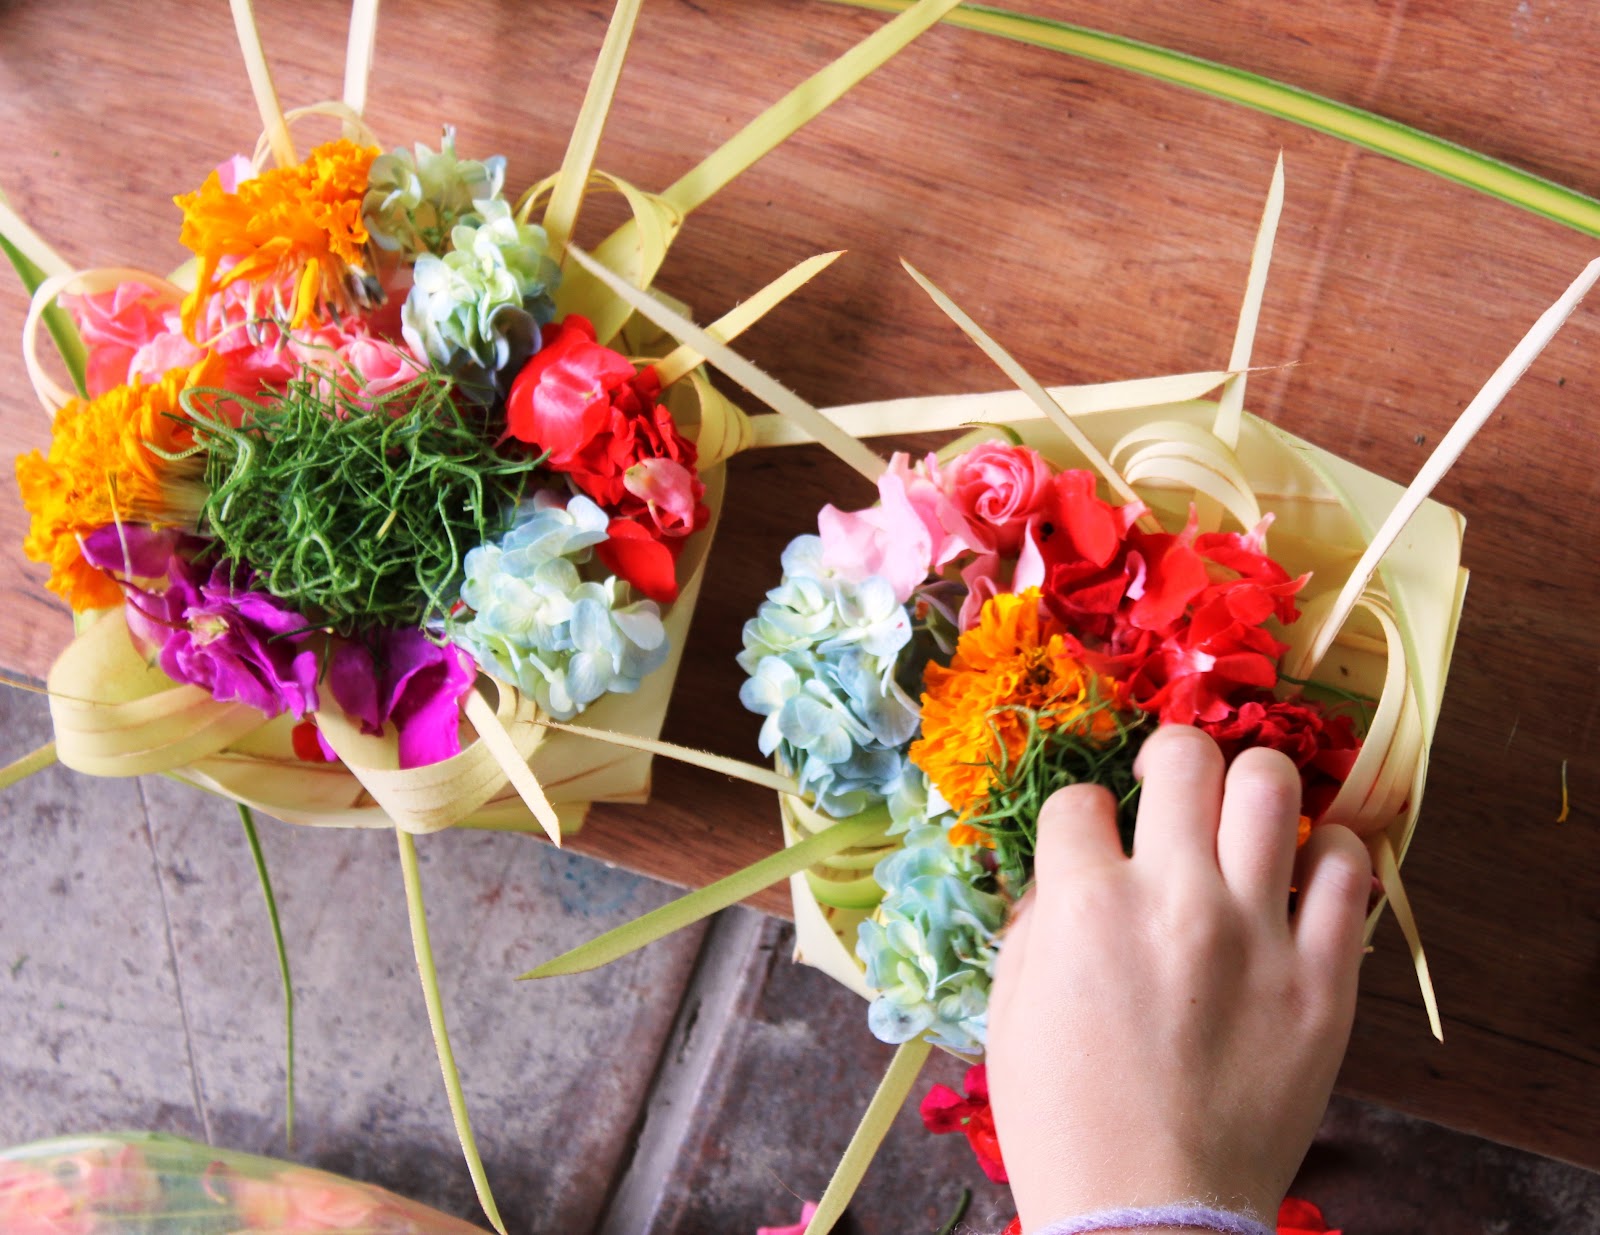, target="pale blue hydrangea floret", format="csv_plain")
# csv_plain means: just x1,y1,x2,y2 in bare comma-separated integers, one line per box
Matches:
401,198,560,397
364,128,508,257
885,766,950,835
856,817,1004,1054
738,534,920,817
450,495,667,720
